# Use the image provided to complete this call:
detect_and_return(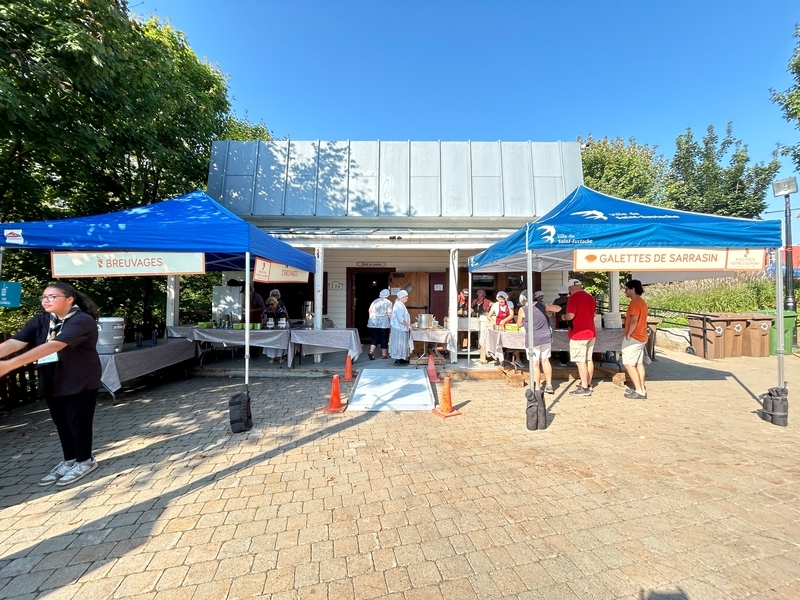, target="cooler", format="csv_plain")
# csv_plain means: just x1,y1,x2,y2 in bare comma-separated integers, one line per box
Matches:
97,317,125,354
